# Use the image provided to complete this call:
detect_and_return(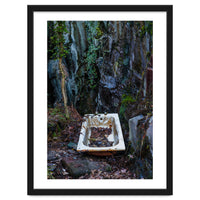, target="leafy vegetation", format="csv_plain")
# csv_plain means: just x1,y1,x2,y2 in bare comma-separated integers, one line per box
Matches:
85,21,102,89
121,94,136,105
48,21,70,119
47,167,55,179
48,21,69,59
135,21,153,40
